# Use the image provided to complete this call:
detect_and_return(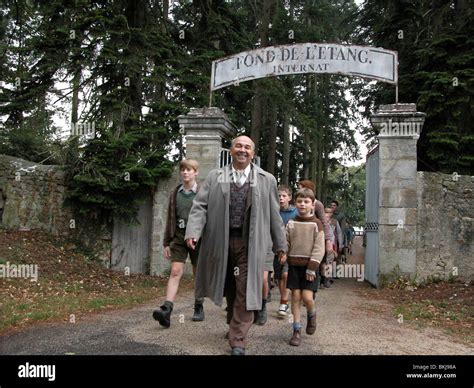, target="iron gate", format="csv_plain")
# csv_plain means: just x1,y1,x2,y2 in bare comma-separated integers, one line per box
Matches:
364,146,379,287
